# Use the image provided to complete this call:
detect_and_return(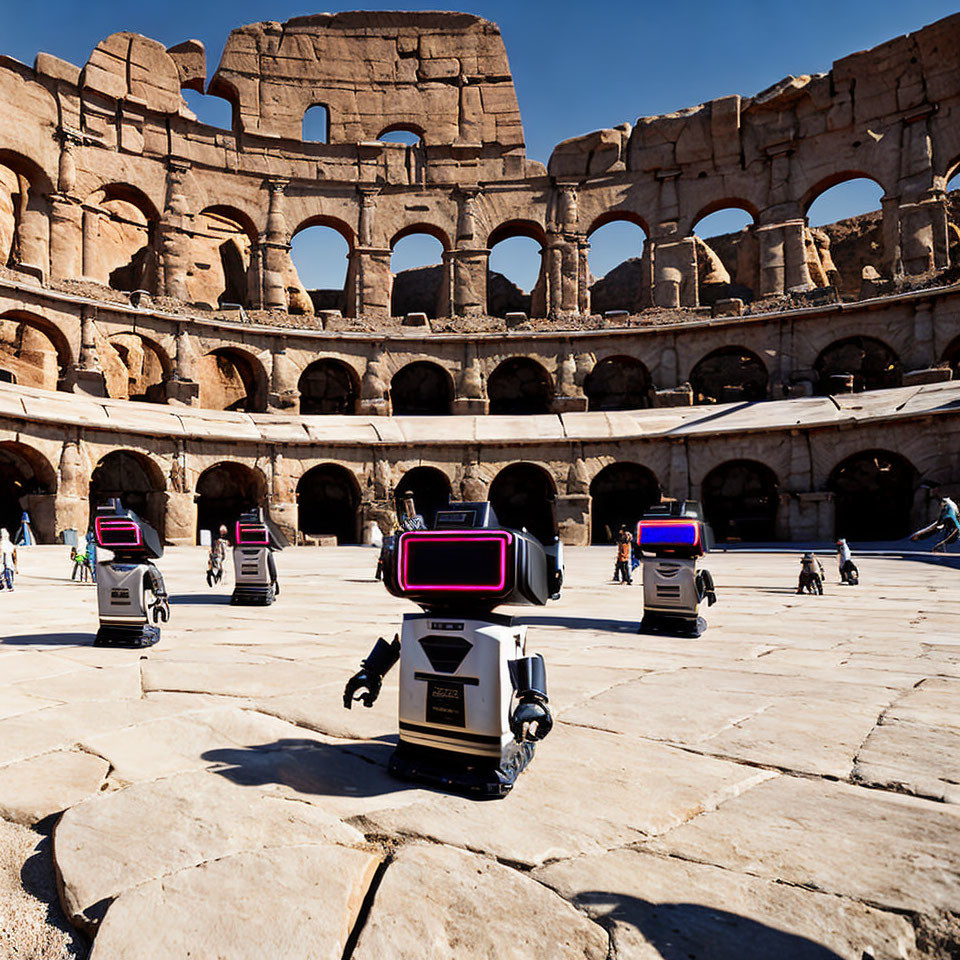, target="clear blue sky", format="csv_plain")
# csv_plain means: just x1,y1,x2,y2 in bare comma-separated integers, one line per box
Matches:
7,1,957,289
